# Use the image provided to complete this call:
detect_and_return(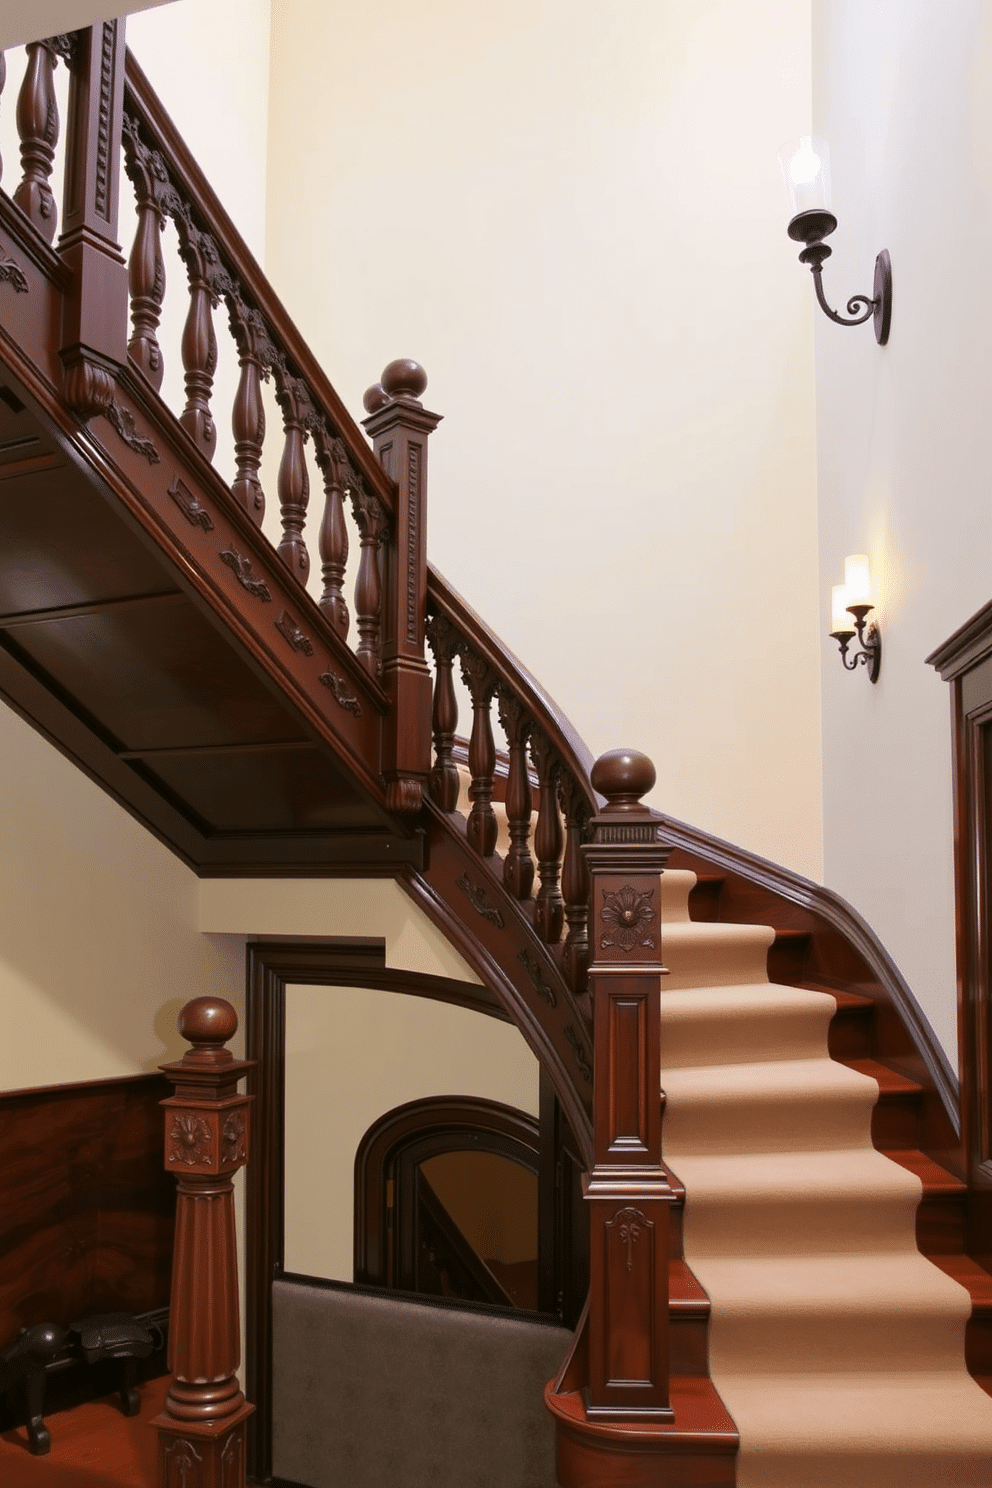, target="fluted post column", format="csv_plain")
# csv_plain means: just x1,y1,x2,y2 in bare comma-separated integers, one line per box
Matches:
362,359,442,816
583,749,674,1419
153,997,254,1488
